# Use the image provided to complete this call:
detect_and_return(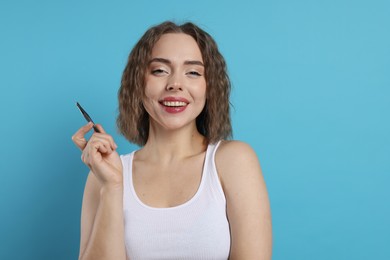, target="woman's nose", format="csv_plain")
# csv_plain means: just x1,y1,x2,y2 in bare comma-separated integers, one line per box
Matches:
166,74,183,91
